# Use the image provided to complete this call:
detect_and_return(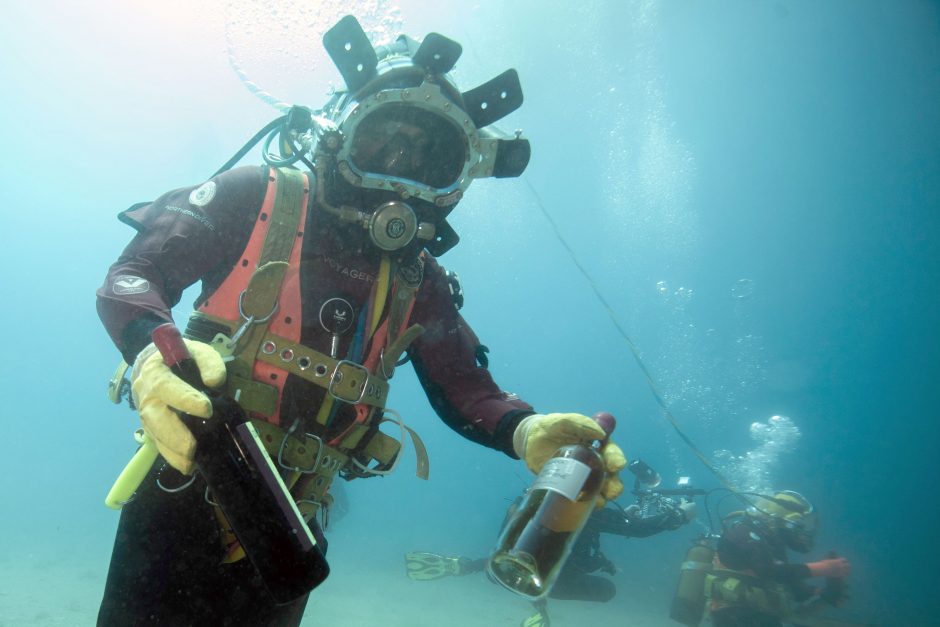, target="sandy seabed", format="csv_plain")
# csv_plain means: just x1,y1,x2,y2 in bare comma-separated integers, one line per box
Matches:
0,546,679,627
